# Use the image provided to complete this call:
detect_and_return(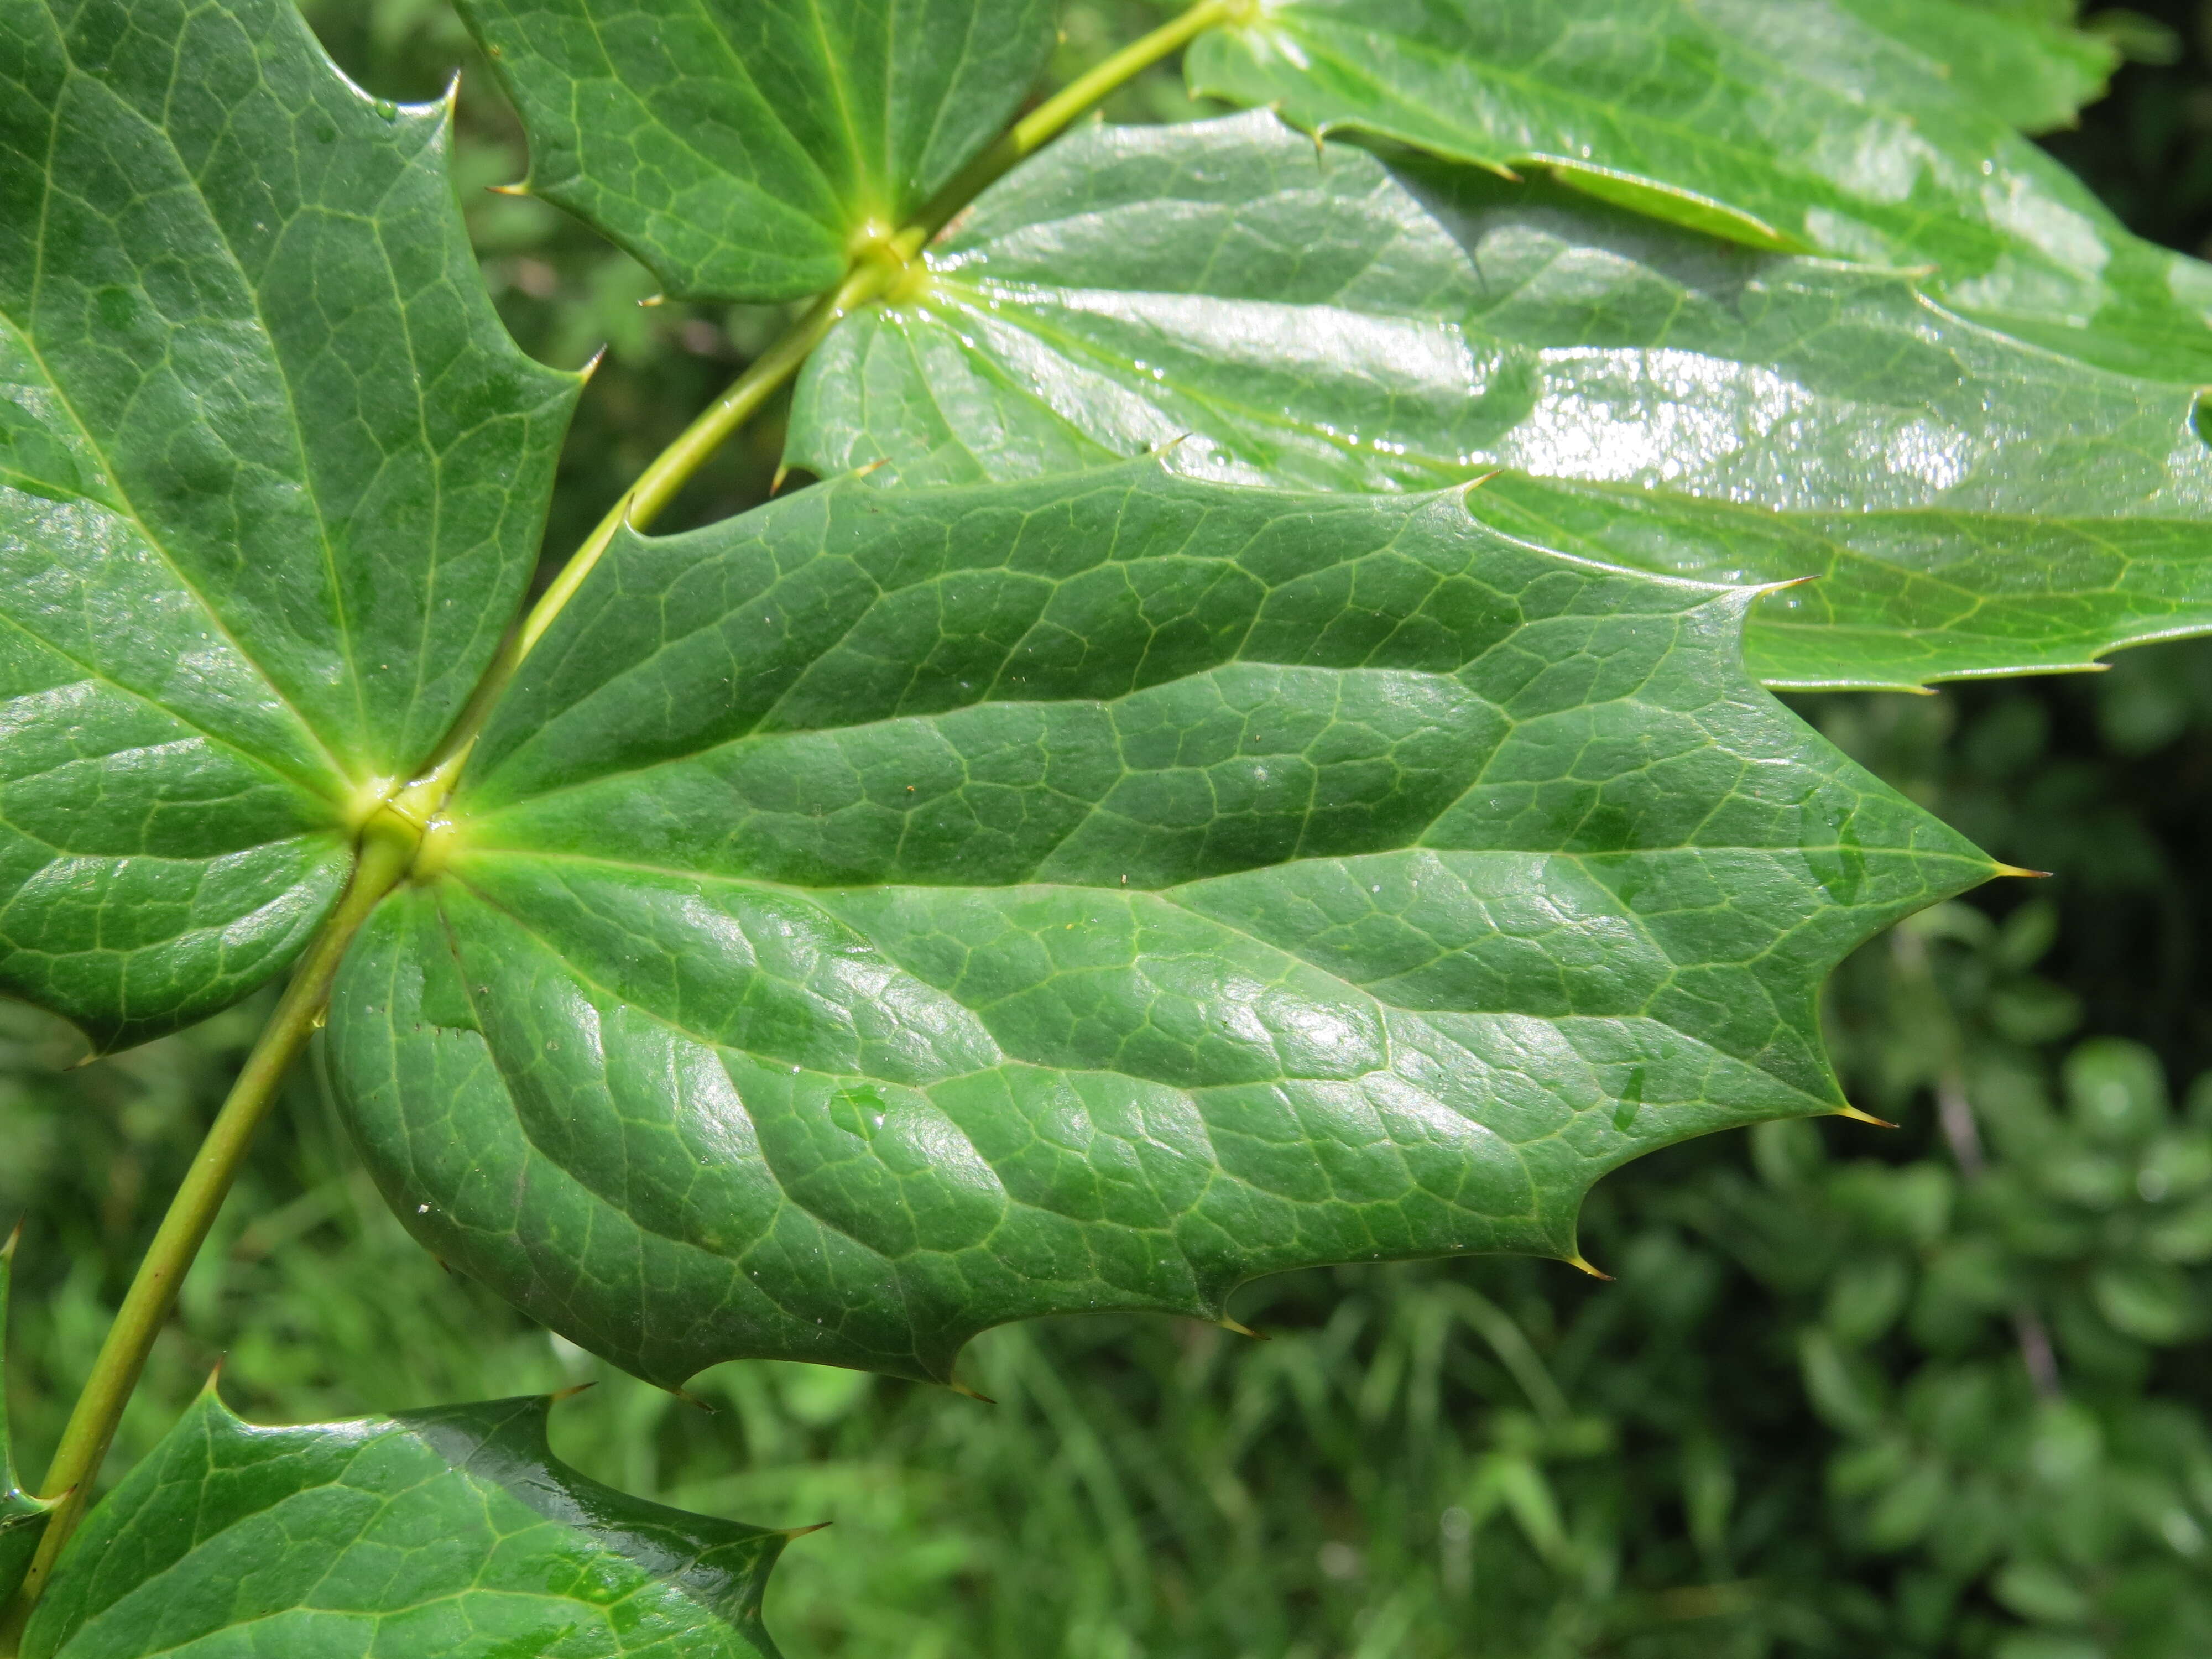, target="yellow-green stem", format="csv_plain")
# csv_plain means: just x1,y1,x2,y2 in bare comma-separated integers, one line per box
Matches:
0,817,419,1649
911,0,1249,241
409,261,893,794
